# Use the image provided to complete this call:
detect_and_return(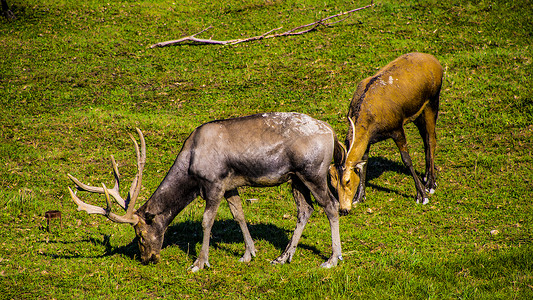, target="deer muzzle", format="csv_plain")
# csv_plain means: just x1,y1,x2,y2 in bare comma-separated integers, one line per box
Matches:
141,253,161,265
